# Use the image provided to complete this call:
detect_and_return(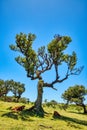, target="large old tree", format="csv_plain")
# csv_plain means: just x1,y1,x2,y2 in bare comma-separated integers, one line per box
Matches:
10,33,83,116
